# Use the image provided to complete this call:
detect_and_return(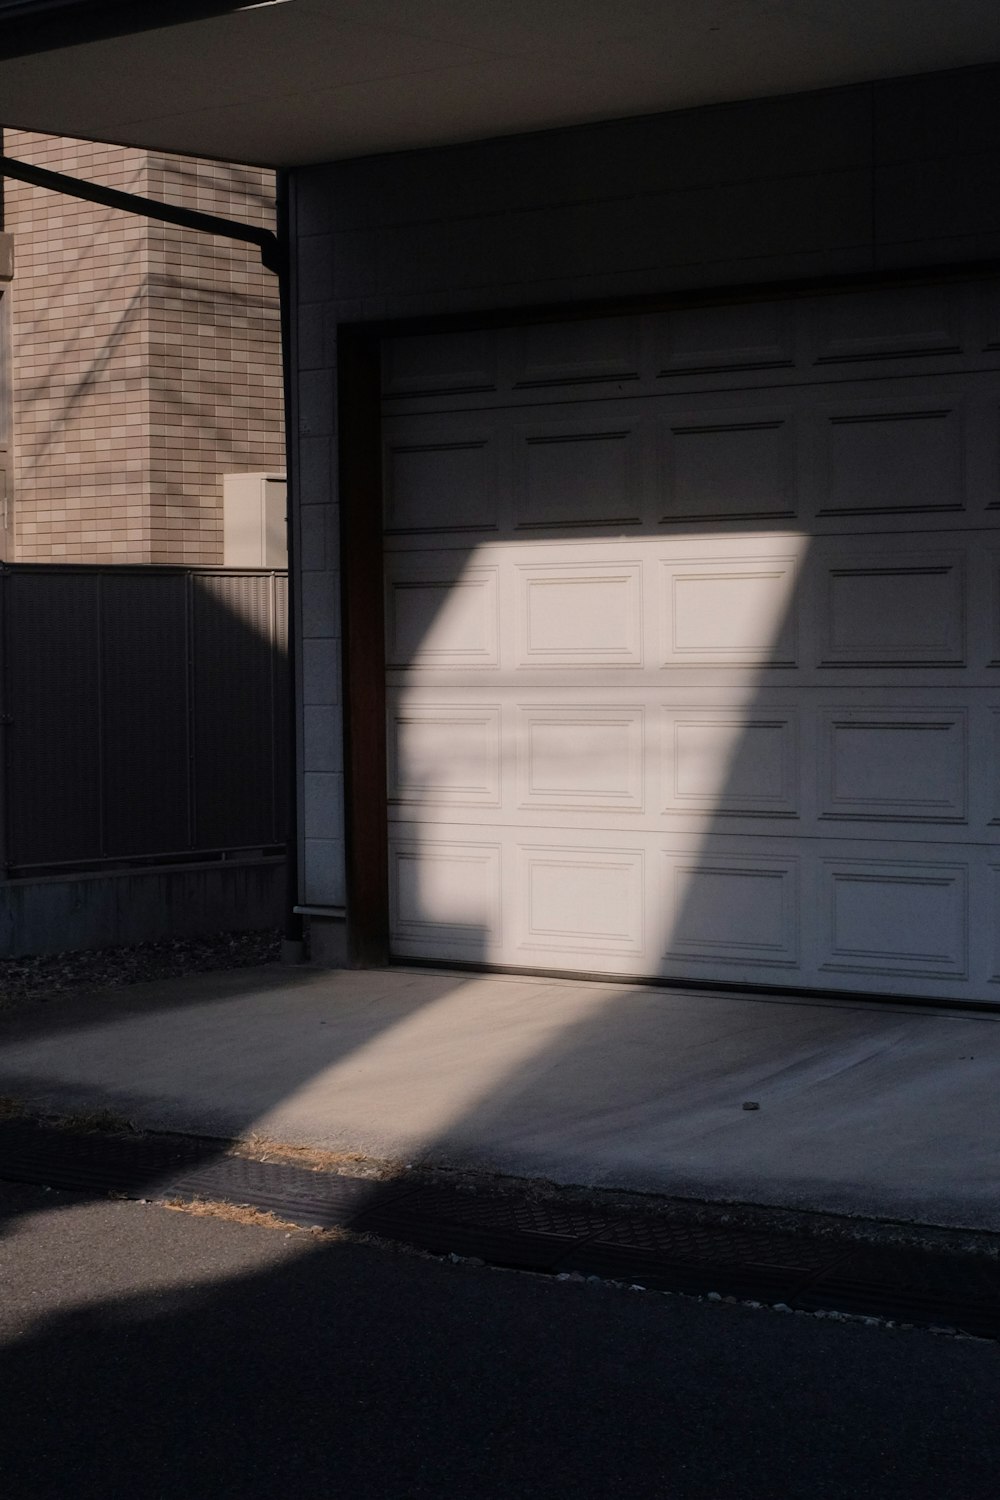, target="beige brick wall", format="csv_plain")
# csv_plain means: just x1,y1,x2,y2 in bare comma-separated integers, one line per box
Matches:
5,132,284,565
